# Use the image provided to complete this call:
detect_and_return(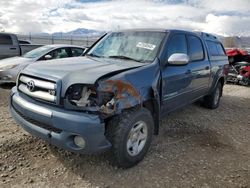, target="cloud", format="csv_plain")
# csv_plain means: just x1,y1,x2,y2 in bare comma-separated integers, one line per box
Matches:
204,14,250,36
0,0,250,36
